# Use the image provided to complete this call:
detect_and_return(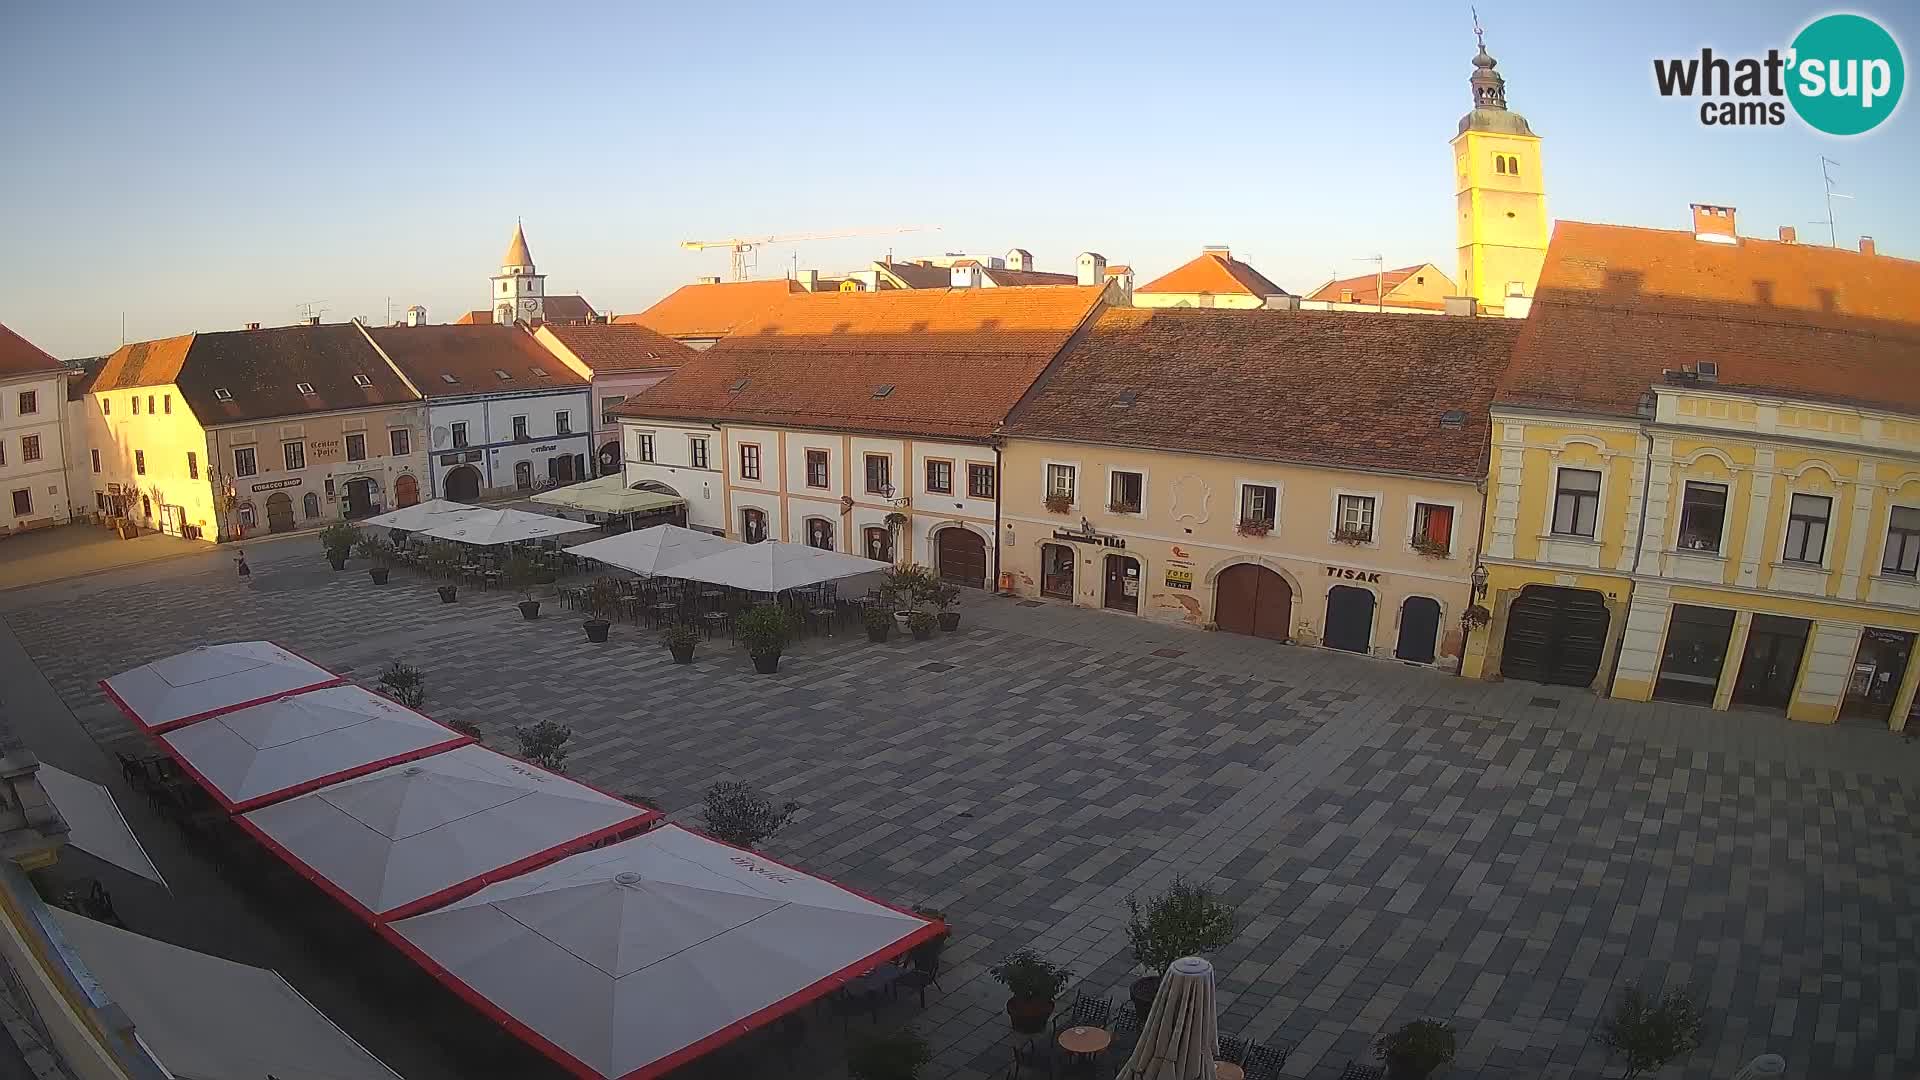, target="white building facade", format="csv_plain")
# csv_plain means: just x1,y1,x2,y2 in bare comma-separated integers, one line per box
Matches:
423,386,594,500
1,351,74,534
